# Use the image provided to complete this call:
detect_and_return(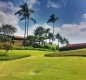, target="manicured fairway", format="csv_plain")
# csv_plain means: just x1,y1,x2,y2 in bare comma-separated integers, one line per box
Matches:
0,50,86,80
